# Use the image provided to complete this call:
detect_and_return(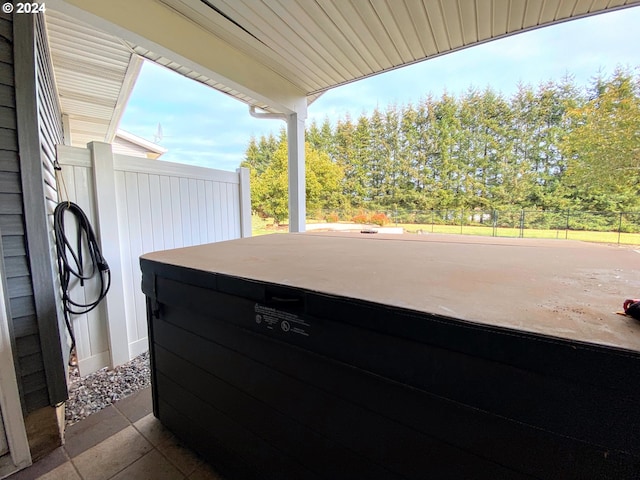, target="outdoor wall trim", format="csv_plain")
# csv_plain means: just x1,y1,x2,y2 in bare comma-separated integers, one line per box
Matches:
88,141,129,368
237,167,252,238
47,0,307,116
61,114,72,146
105,54,143,143
13,13,67,406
